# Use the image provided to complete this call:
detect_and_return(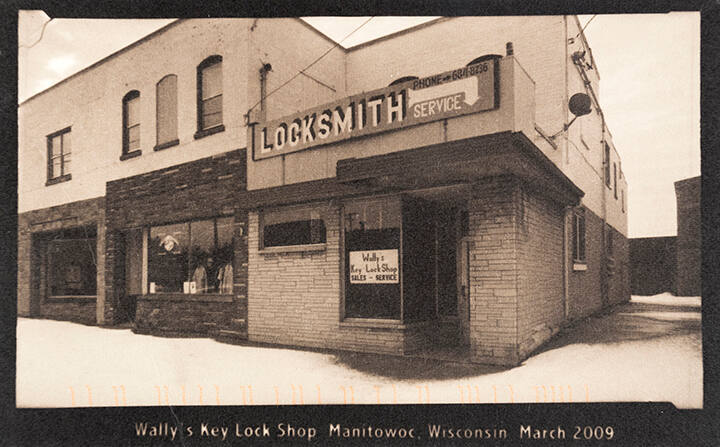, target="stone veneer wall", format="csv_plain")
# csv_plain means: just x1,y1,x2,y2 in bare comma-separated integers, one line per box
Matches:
105,149,248,336
17,197,106,325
